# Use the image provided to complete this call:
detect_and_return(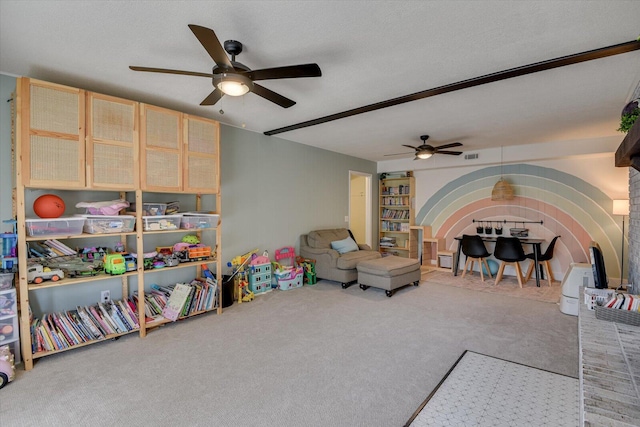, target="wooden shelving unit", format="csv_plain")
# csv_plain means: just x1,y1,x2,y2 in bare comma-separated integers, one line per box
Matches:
379,174,415,258
15,77,222,370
